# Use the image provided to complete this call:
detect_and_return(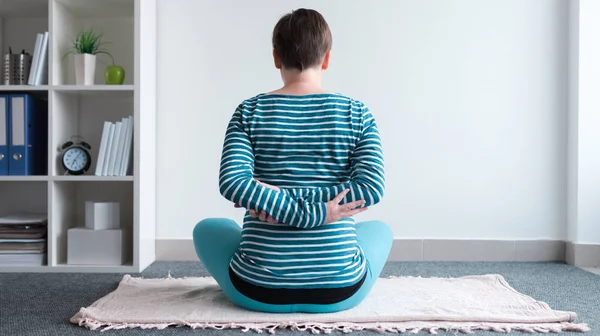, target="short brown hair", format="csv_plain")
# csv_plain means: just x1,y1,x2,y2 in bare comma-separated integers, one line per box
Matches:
272,8,332,71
